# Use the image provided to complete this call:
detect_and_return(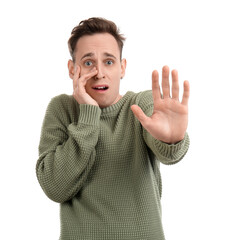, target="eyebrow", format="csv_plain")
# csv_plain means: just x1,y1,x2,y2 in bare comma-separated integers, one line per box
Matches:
80,52,94,61
80,52,117,61
104,53,117,59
